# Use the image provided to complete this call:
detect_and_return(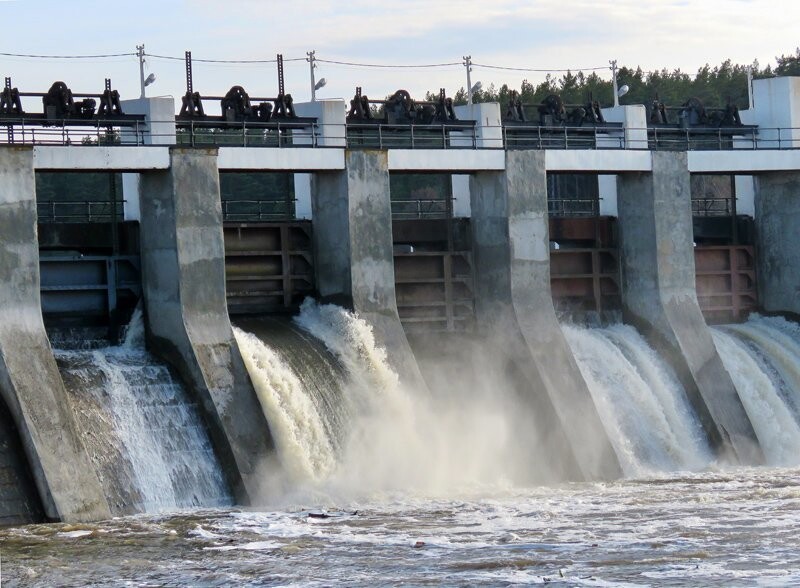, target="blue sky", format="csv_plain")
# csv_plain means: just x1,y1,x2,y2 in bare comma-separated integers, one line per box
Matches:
1,0,796,109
